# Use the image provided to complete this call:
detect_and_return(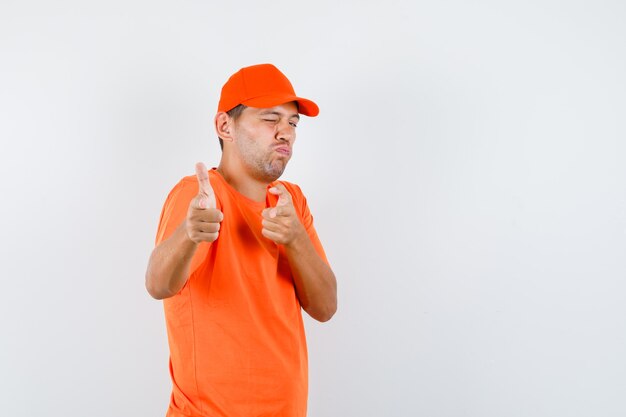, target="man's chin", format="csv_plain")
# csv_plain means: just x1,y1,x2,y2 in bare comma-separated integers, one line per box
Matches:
260,161,287,182
267,168,286,182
